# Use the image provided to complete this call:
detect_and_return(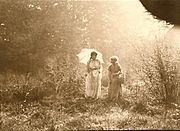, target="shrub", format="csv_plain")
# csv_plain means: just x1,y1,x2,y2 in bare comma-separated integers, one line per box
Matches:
0,57,85,104
131,42,180,105
0,72,55,103
44,55,85,99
